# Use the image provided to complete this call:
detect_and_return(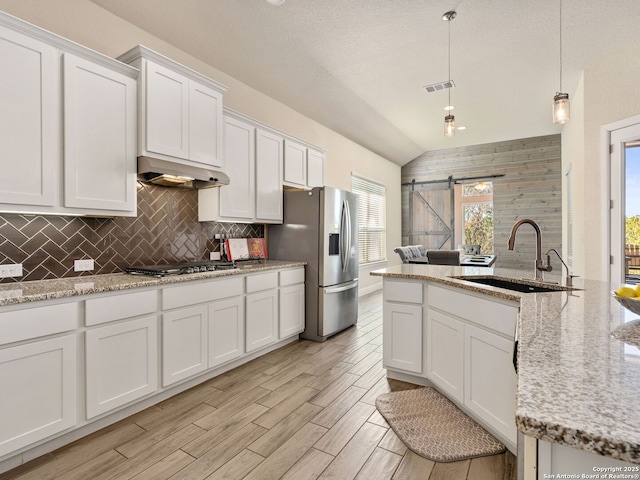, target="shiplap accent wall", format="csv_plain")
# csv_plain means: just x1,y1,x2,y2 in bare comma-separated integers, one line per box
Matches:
401,134,562,272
